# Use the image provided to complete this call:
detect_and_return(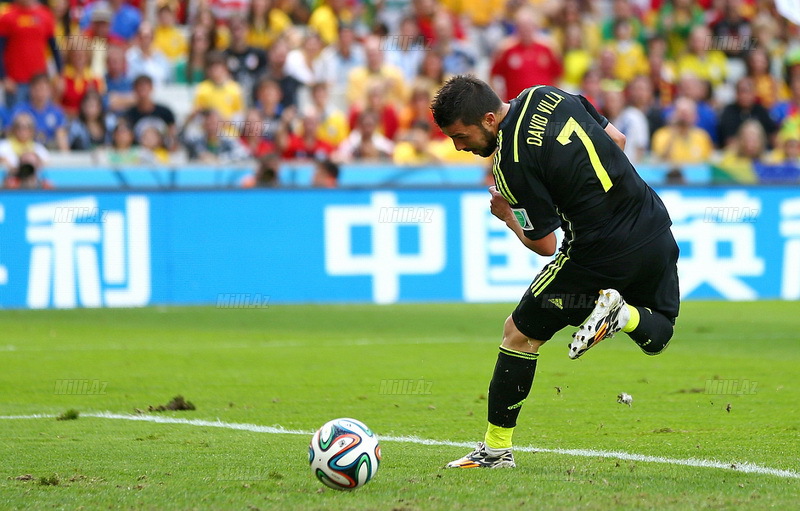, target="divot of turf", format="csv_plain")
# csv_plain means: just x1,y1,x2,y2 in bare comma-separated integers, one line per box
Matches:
144,395,196,412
